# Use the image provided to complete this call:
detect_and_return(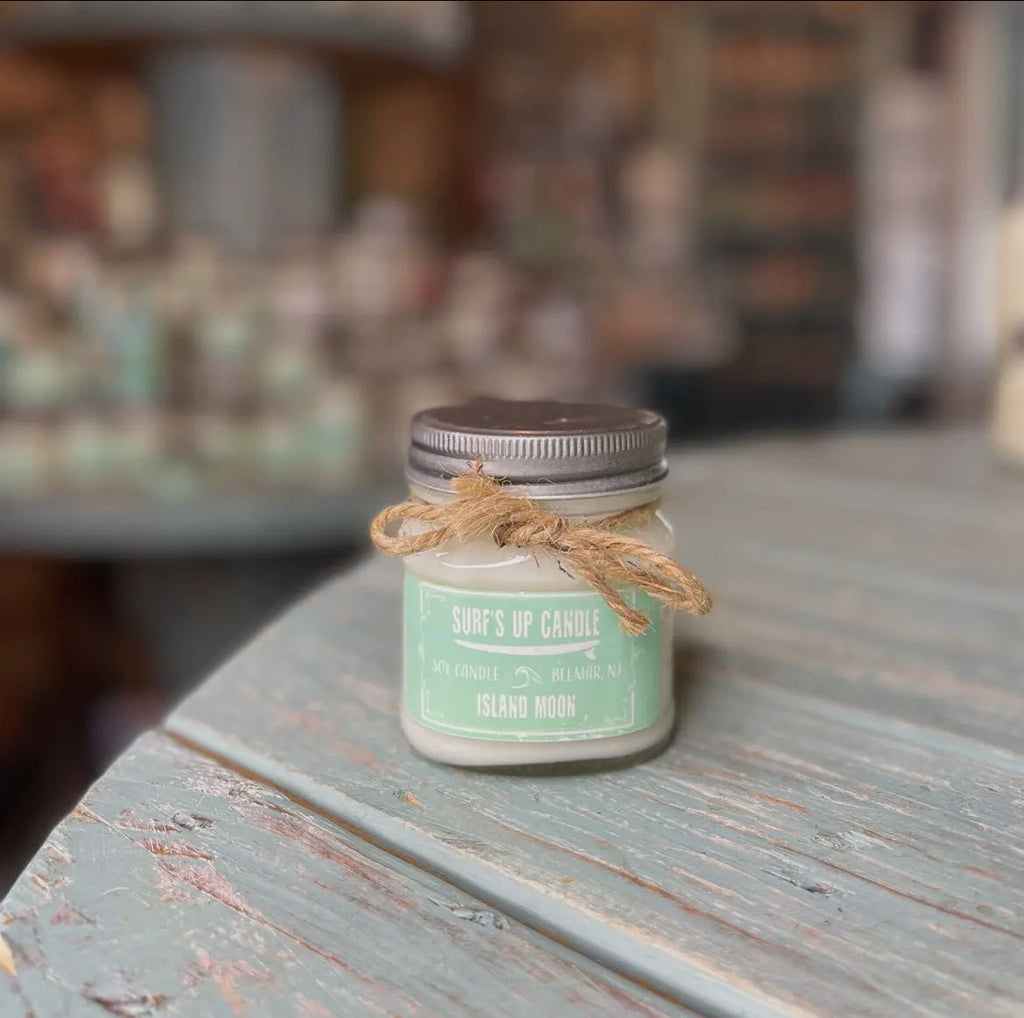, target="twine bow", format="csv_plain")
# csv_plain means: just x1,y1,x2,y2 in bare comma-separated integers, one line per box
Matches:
370,467,712,635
